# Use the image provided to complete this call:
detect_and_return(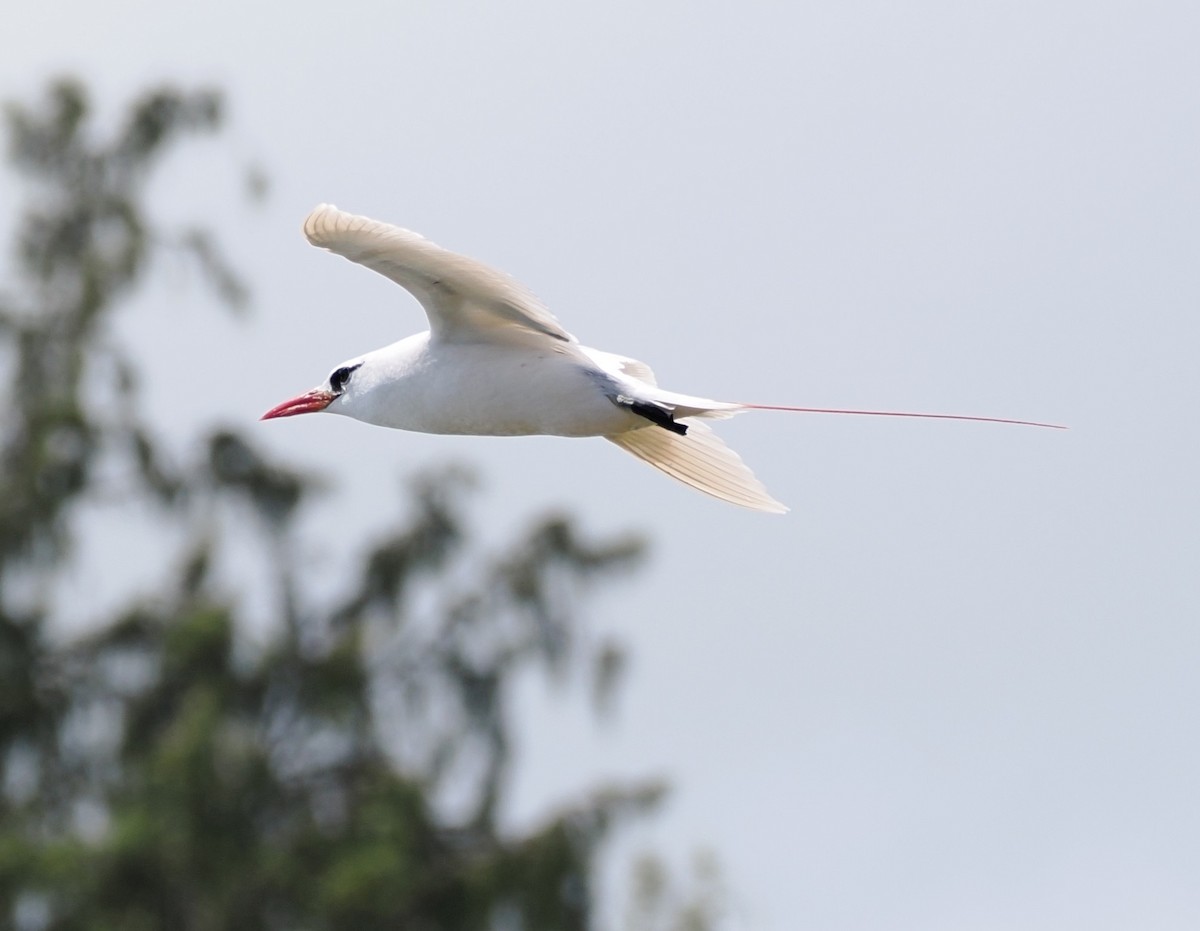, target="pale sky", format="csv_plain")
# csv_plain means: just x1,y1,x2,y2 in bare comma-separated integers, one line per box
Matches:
4,2,1199,928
